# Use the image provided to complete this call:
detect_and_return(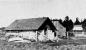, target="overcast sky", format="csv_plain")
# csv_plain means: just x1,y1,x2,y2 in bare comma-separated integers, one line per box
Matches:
0,0,86,27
